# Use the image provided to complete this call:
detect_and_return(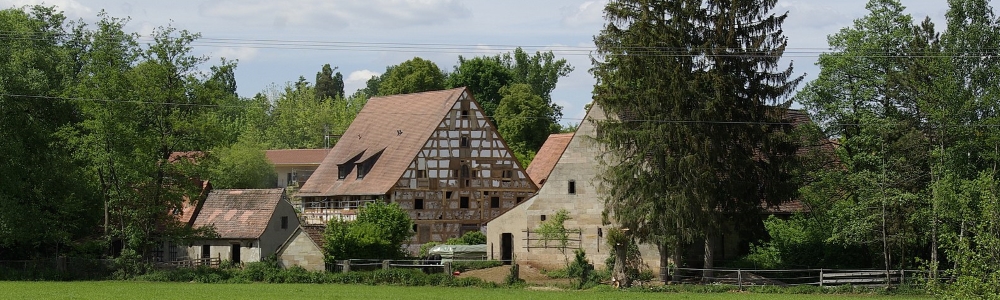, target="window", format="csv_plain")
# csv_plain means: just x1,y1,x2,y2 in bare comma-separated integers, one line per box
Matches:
286,173,294,186
461,164,470,178
412,224,418,232
461,110,469,119
416,170,426,178
415,199,424,210
446,191,453,199
490,197,500,208
516,197,524,204
356,151,383,180
568,180,577,194
460,135,470,148
540,215,547,221
501,170,513,179
460,197,470,209
281,216,288,229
